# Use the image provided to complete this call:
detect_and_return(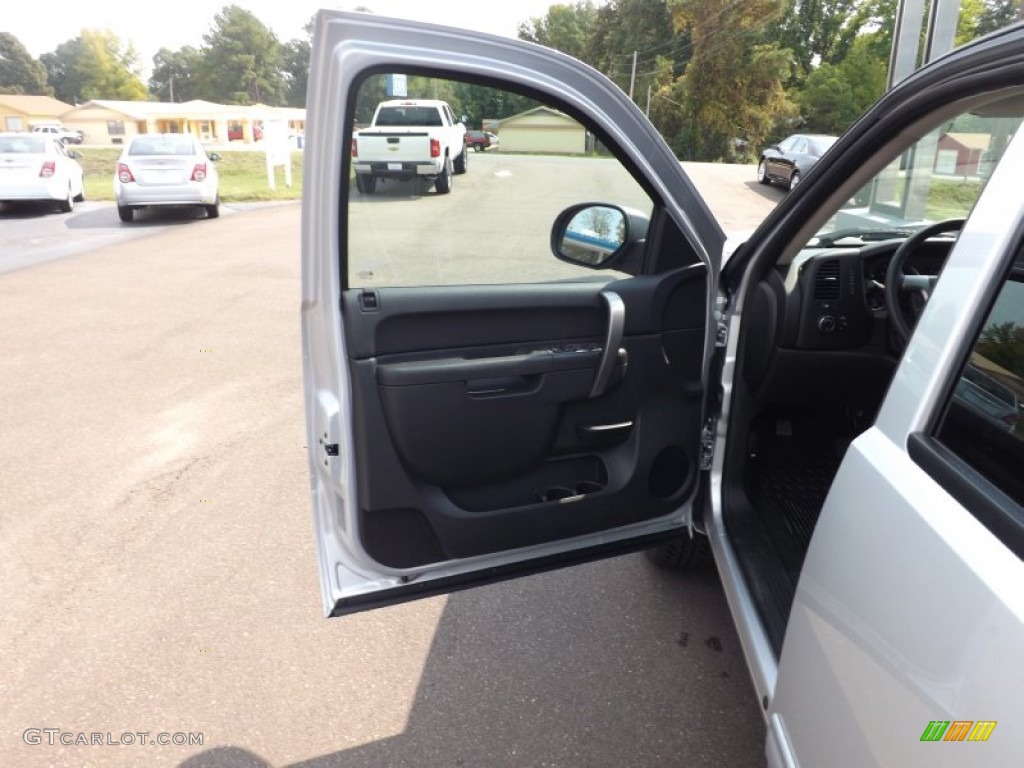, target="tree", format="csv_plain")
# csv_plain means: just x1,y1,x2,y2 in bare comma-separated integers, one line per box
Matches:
149,47,202,102
0,33,53,96
282,41,310,108
663,0,797,161
771,0,862,80
977,0,1022,35
797,64,856,134
449,81,539,128
518,2,602,65
41,30,147,104
590,0,691,102
196,5,286,105
797,33,887,133
281,16,315,108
